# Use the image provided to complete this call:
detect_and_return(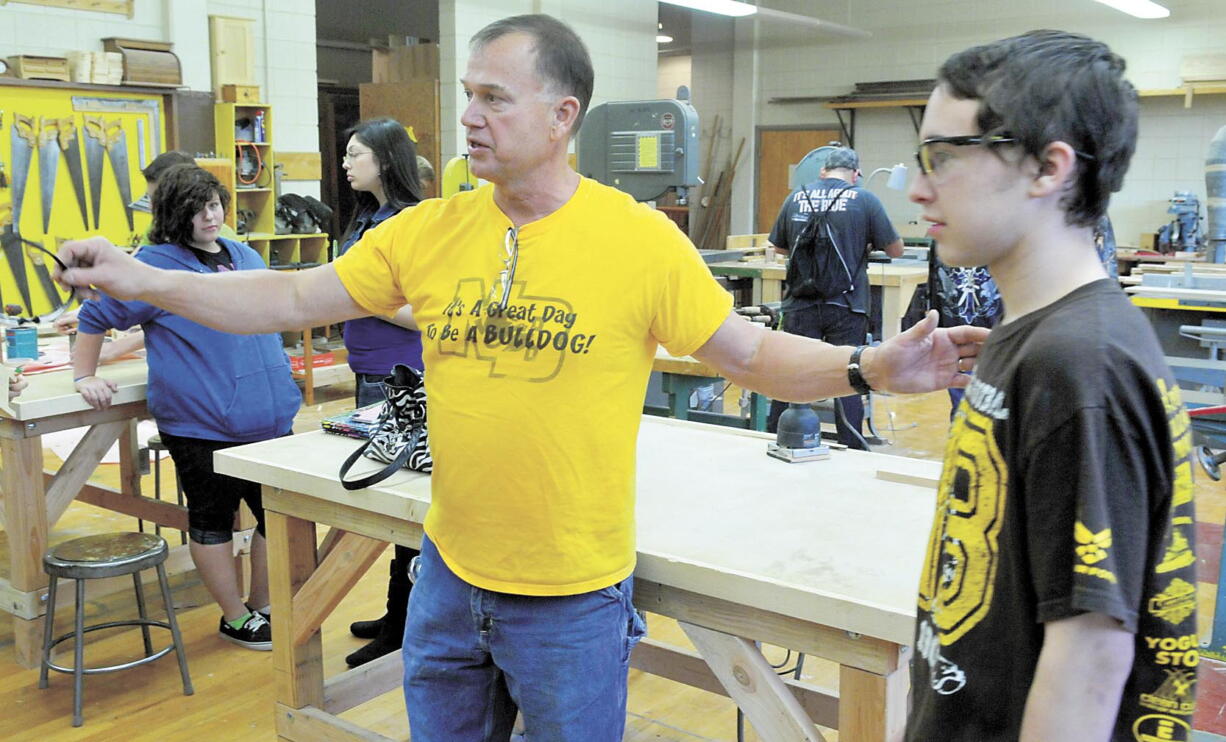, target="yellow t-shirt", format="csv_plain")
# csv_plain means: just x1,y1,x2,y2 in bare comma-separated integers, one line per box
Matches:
334,177,732,595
